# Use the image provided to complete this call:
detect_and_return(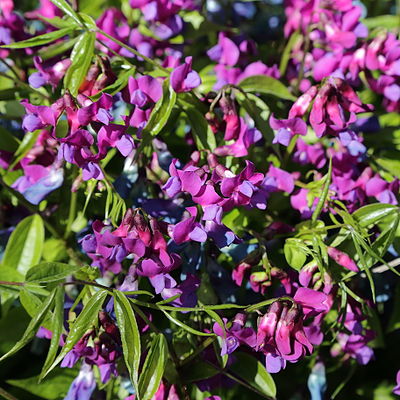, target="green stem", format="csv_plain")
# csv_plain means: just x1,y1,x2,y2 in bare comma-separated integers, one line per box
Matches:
64,189,77,239
180,336,216,366
0,281,24,287
96,29,169,73
130,303,160,334
283,134,298,166
97,39,136,68
0,58,20,80
0,71,50,101
221,370,274,399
